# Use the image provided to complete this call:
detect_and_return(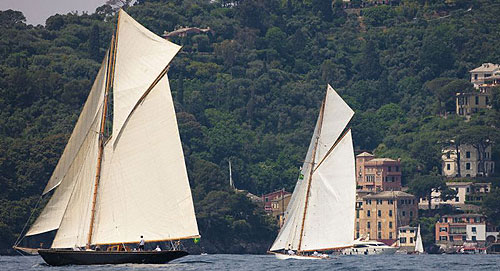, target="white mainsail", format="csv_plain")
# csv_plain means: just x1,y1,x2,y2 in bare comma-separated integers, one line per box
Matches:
270,85,355,252
92,74,199,245
415,224,424,253
26,54,108,237
24,9,199,248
